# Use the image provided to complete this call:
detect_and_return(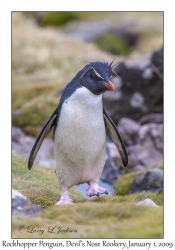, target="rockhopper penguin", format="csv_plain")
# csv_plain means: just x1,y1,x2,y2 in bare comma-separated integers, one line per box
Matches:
28,61,128,205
